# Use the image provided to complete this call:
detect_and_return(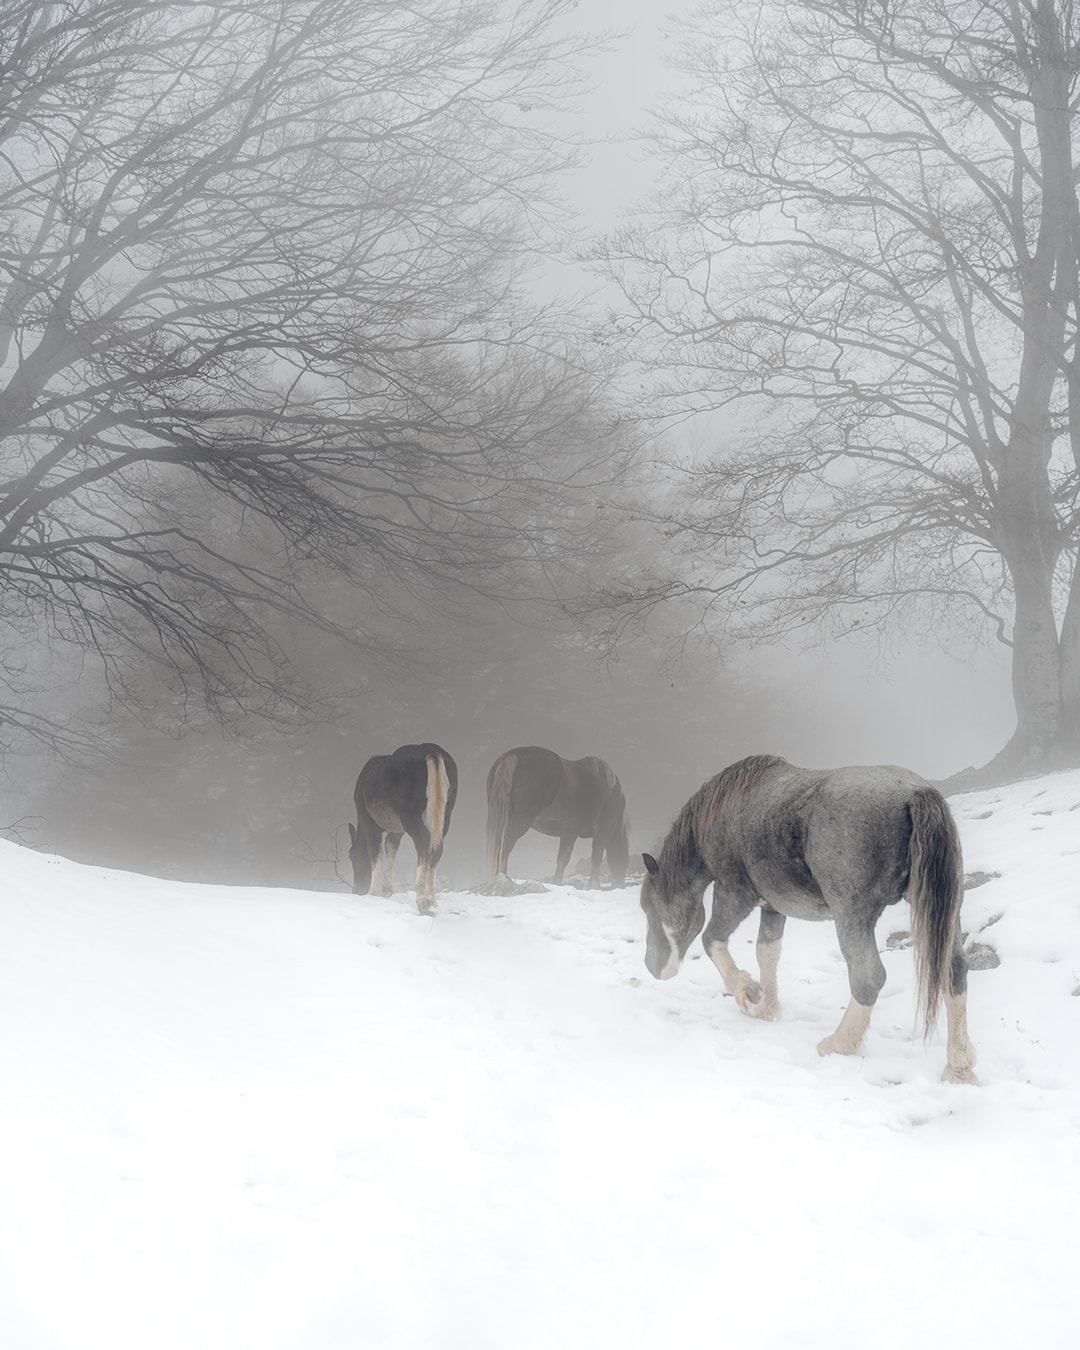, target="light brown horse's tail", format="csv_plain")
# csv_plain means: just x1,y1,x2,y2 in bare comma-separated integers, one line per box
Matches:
907,786,964,1038
423,753,451,850
486,753,516,878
